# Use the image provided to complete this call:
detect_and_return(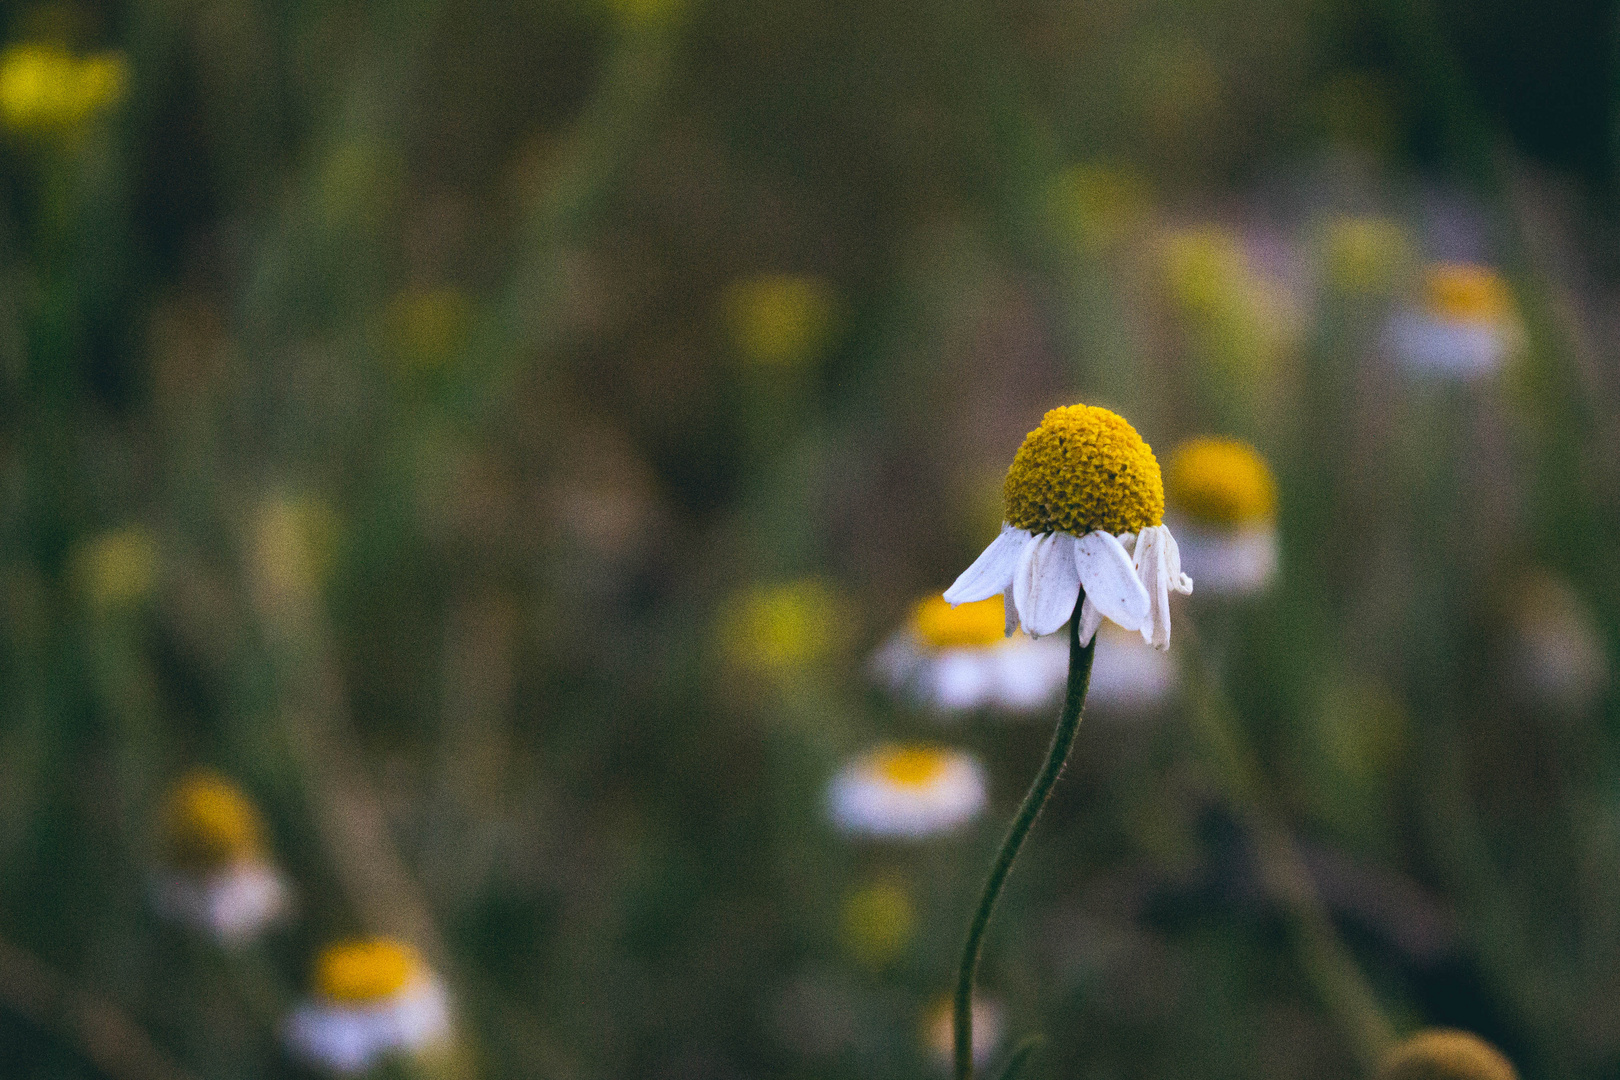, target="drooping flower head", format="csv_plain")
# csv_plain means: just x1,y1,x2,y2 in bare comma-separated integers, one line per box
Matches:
946,405,1191,648
150,772,289,944
284,938,452,1074
871,595,1068,713
827,745,987,838
1165,437,1279,595
1374,1029,1517,1080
